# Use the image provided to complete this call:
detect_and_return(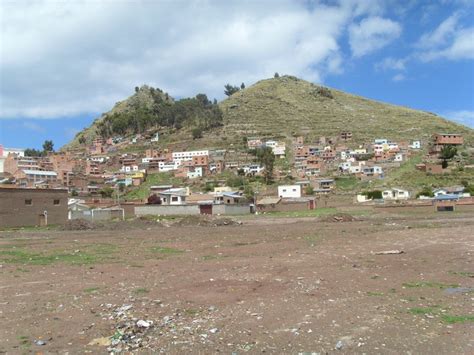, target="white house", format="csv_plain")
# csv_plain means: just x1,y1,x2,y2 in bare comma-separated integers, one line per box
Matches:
158,188,187,205
120,165,139,173
151,132,160,142
382,188,410,201
187,167,203,179
243,164,264,175
278,185,301,198
394,153,403,162
172,150,209,164
410,141,421,149
158,161,180,172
